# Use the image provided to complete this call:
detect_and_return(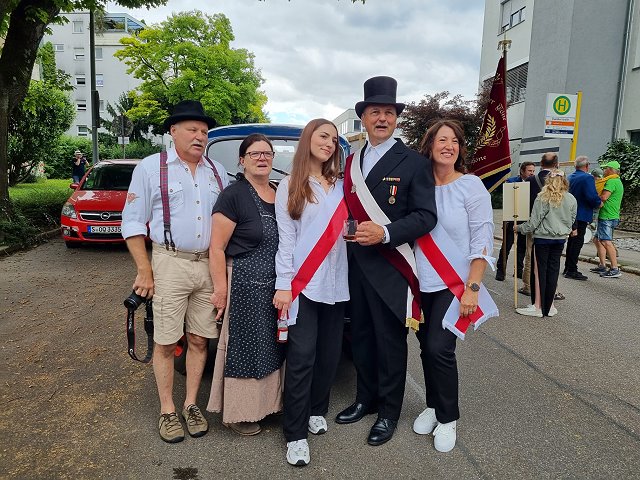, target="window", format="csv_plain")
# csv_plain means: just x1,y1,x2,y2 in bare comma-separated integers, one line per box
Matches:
77,125,89,137
54,44,64,52
95,47,103,61
99,100,105,112
77,100,87,111
630,130,640,147
95,74,104,87
73,21,83,33
500,0,526,33
74,48,85,61
483,62,528,105
506,62,528,104
76,76,86,86
353,119,362,132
